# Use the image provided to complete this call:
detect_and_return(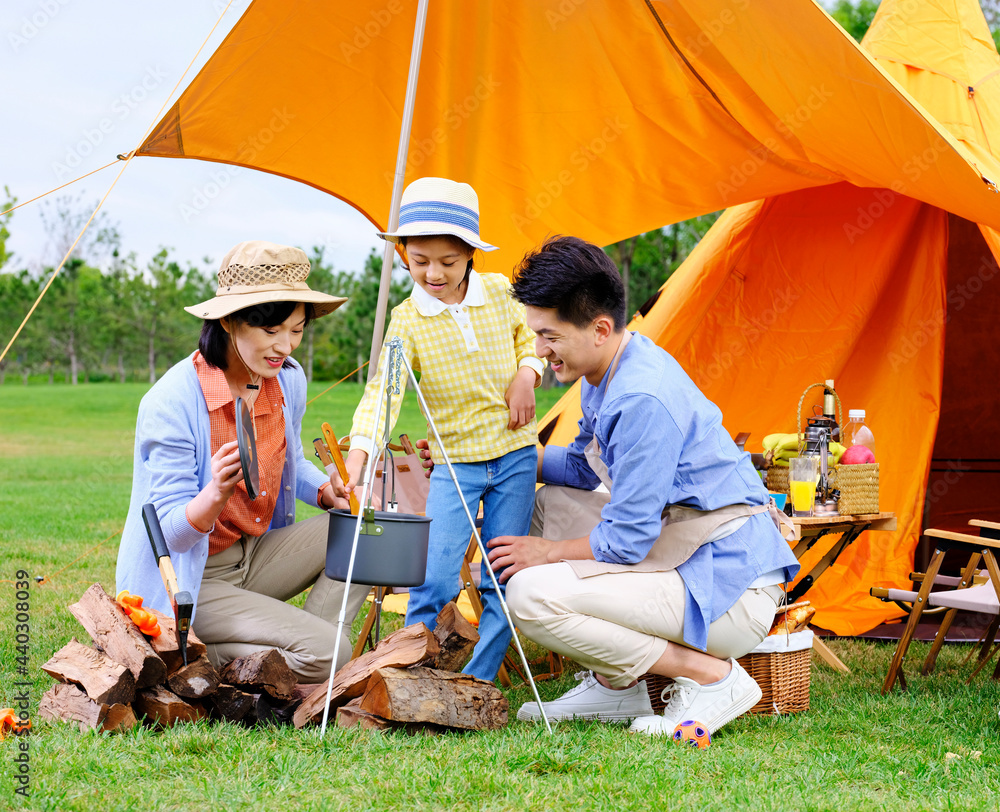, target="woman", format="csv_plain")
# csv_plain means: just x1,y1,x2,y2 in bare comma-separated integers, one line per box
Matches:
115,240,370,682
